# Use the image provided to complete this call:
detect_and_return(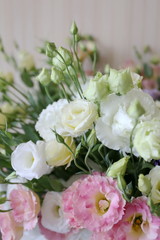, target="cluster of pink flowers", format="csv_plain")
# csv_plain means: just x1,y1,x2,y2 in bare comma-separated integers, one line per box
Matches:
0,174,160,240
0,185,40,240
38,173,160,240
